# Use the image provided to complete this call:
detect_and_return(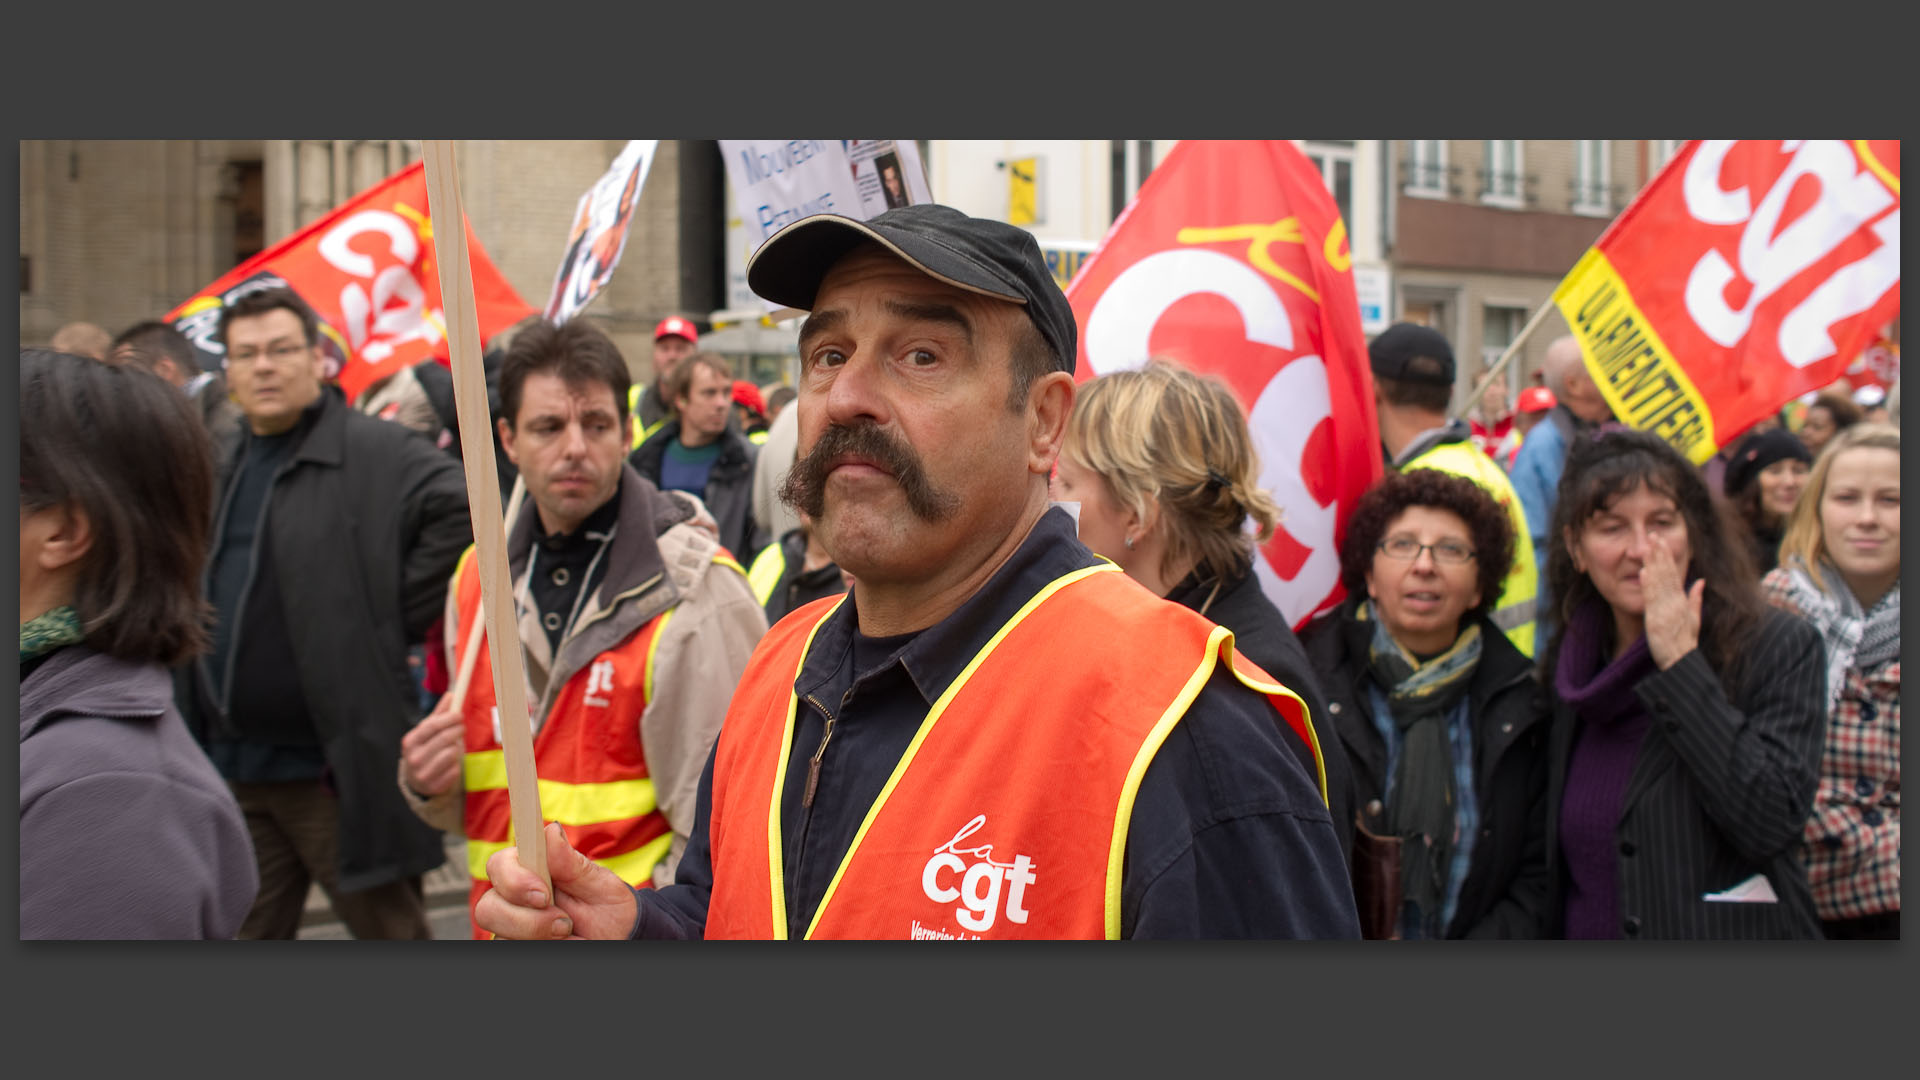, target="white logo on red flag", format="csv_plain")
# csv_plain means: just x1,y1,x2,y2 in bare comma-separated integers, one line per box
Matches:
1067,140,1381,628
165,161,533,403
